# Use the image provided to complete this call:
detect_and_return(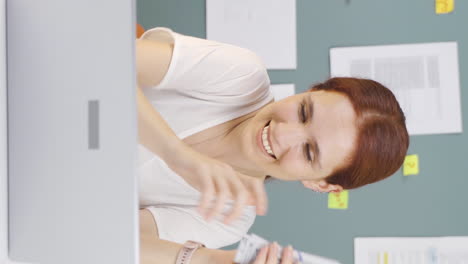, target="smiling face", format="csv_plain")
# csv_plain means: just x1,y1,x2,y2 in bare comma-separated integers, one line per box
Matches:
242,90,358,183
